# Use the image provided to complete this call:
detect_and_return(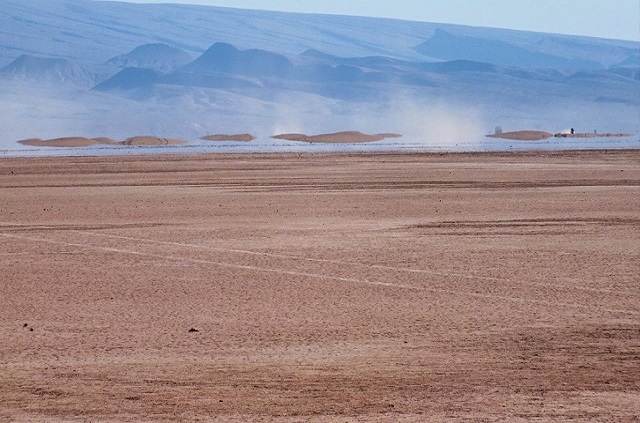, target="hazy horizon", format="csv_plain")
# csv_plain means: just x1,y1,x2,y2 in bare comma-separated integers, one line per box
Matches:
1,0,638,154
117,0,640,42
